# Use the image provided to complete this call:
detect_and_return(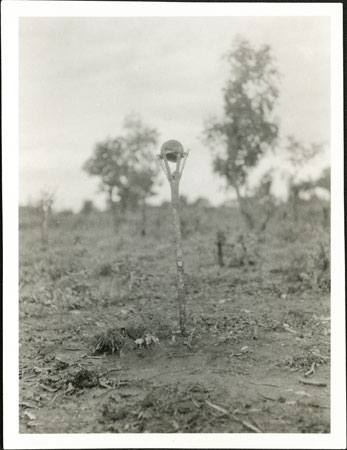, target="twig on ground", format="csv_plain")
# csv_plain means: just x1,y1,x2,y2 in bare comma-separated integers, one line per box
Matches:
283,326,297,334
191,398,201,409
168,352,195,358
40,384,59,393
33,366,50,373
304,362,316,377
250,381,279,387
302,401,329,409
250,417,264,432
231,415,262,433
62,347,85,351
257,392,276,401
144,367,196,380
205,400,229,415
299,378,327,387
22,374,37,381
152,351,165,361
205,400,263,433
211,369,232,374
19,402,36,409
101,367,122,376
